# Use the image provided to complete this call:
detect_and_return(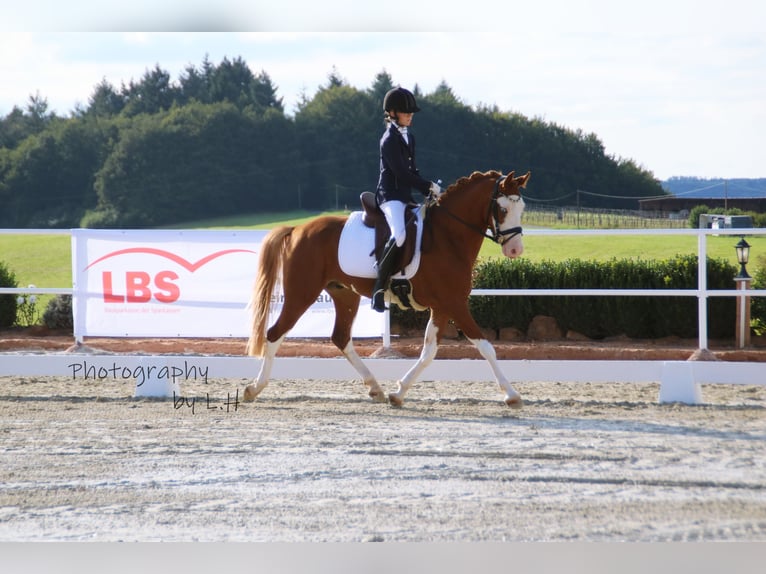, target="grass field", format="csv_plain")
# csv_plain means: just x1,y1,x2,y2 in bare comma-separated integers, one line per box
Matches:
1,210,763,322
